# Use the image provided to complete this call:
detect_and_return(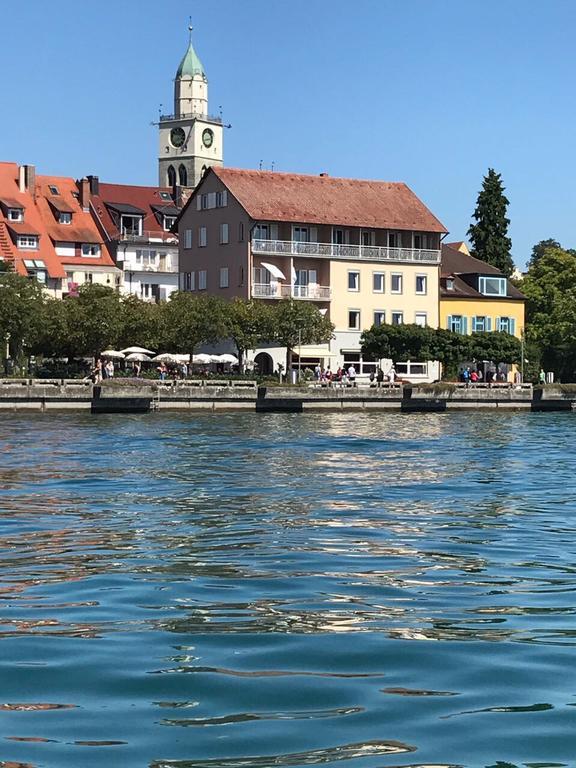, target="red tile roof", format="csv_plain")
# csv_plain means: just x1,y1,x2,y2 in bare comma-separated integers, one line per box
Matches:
203,167,448,232
0,163,65,278
91,183,179,241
